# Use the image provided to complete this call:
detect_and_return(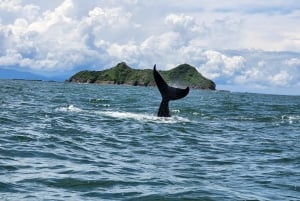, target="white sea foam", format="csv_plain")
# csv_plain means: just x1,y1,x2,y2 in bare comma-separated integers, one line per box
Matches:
55,105,190,123
55,105,83,113
281,115,300,124
98,111,190,124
